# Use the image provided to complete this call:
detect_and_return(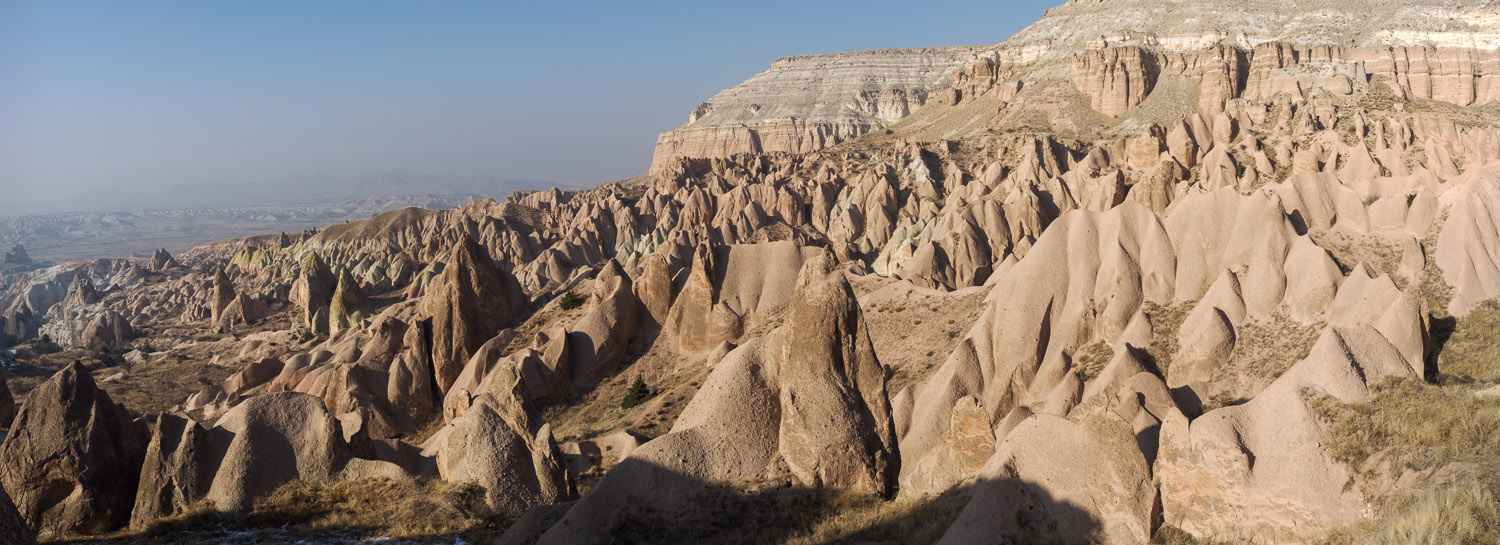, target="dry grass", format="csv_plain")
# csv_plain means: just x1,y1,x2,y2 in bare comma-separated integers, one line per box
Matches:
1312,379,1500,473
1436,300,1500,383
1203,313,1323,408
1152,525,1242,544
1355,477,1500,545
76,478,503,545
1143,301,1193,378
1074,340,1114,384
605,487,969,545
316,207,438,243
783,489,969,545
